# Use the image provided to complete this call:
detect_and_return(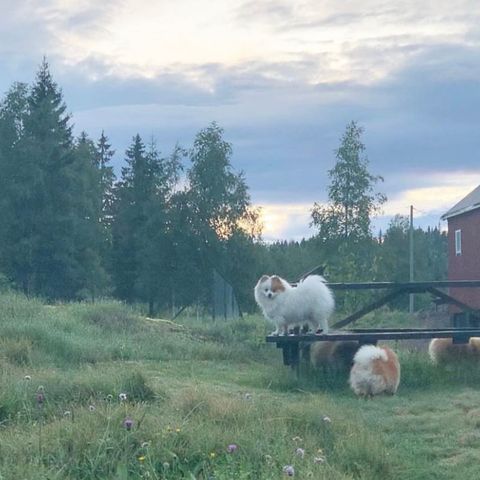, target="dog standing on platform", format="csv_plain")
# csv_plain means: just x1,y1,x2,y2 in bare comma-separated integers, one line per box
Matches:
254,274,334,335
